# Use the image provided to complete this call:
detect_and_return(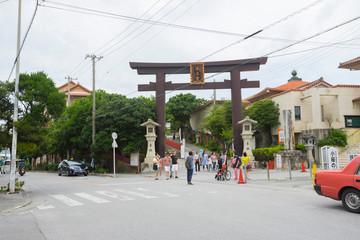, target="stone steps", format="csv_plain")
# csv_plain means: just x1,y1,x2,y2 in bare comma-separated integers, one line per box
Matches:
338,142,360,168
